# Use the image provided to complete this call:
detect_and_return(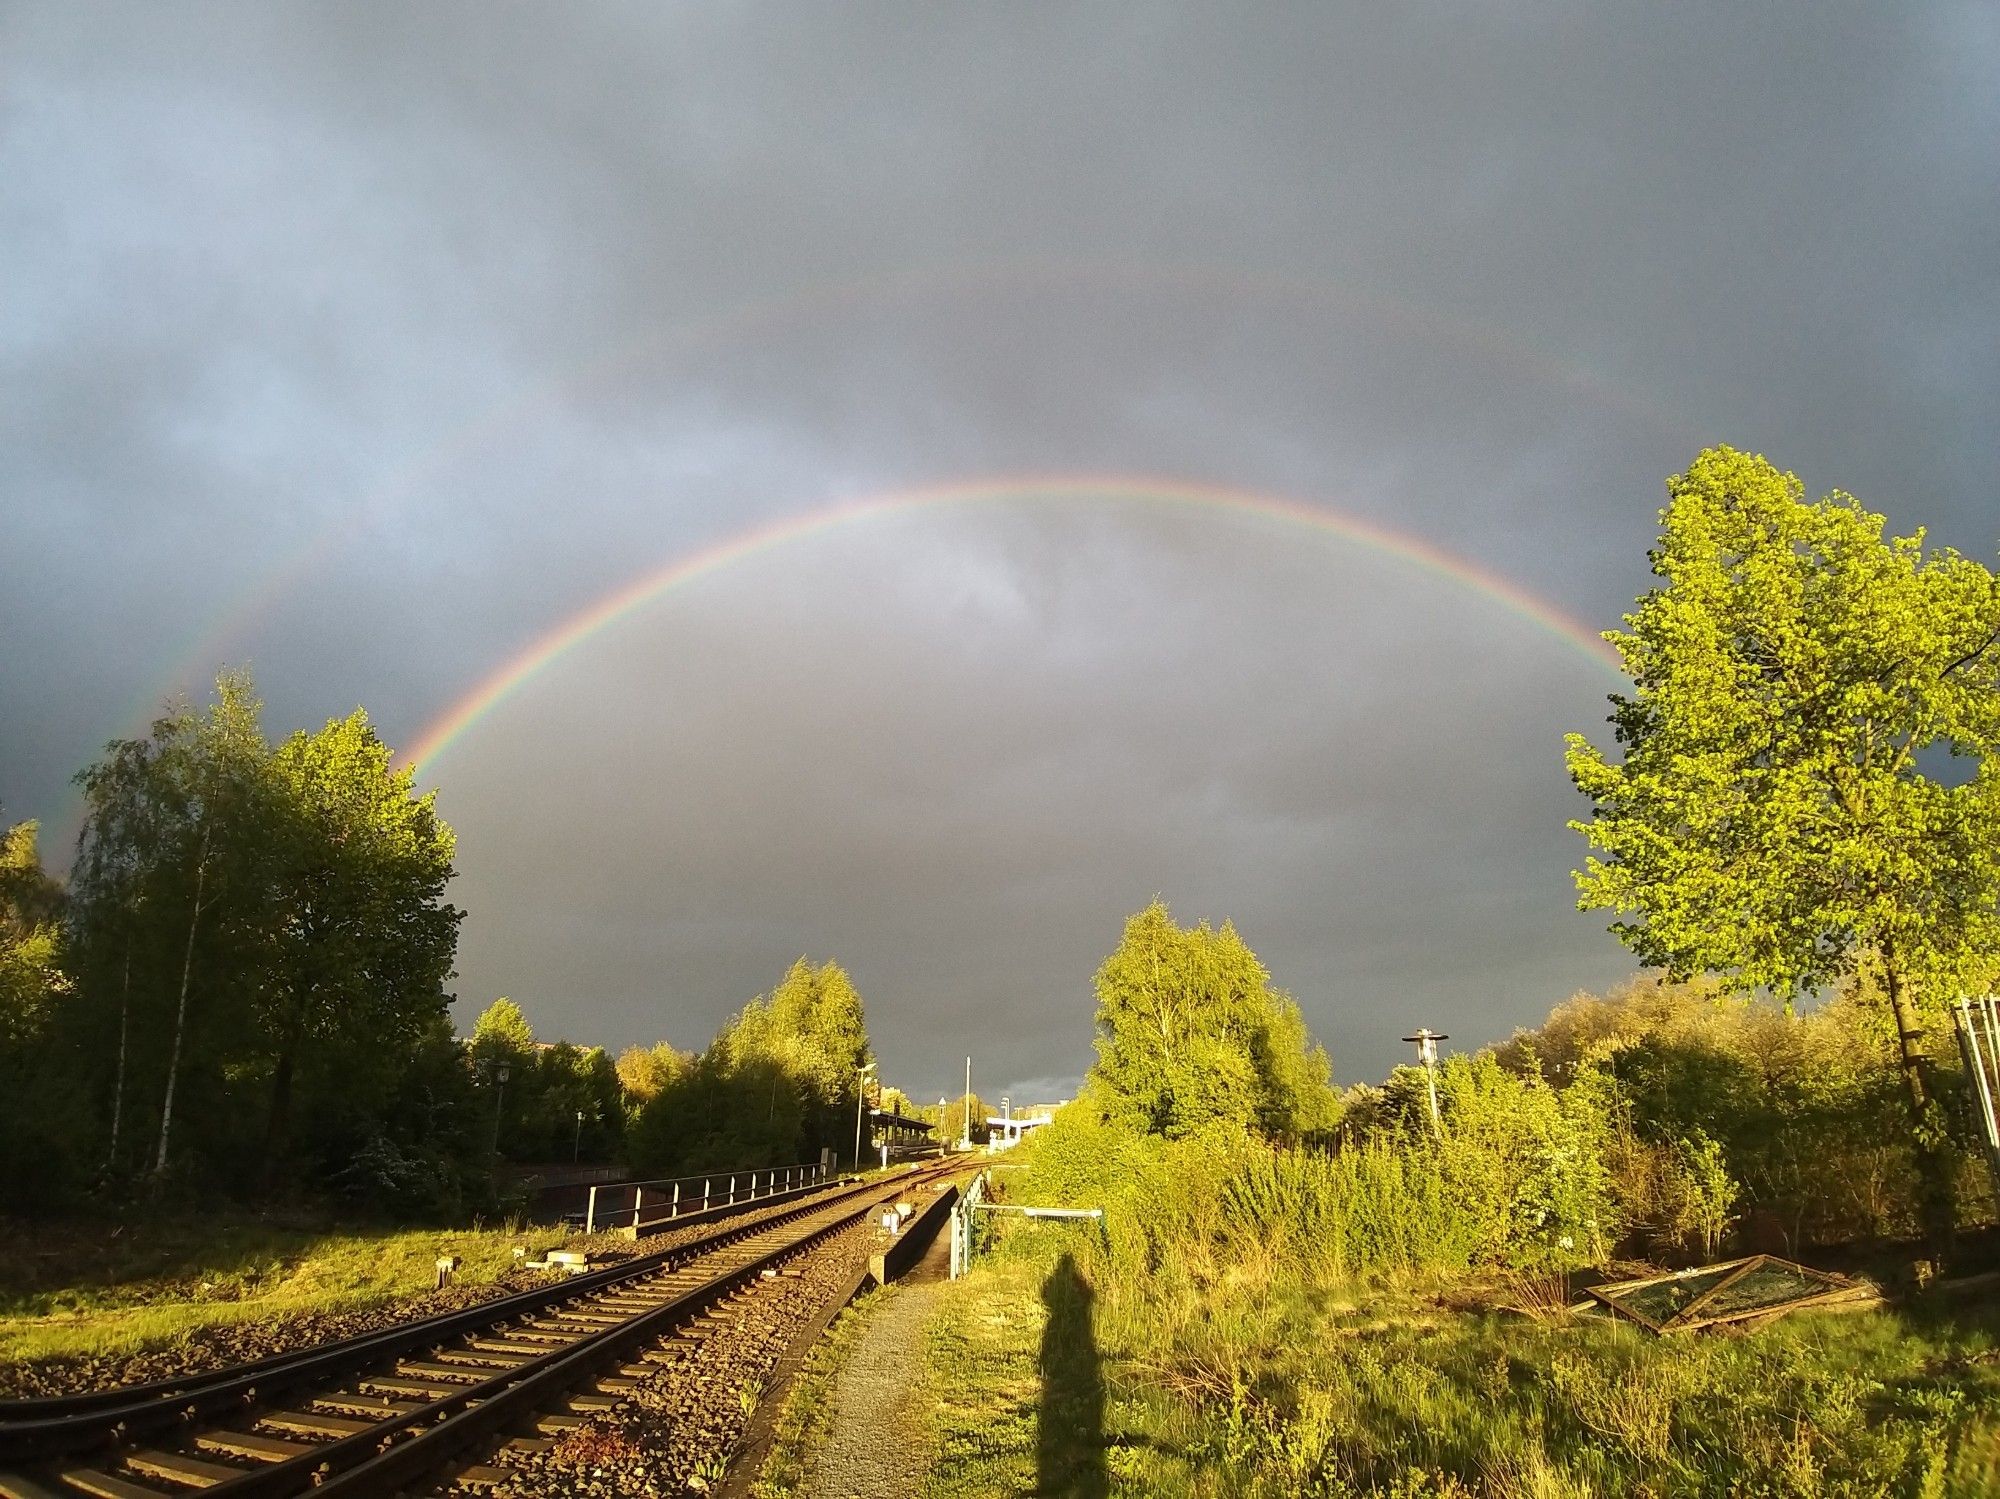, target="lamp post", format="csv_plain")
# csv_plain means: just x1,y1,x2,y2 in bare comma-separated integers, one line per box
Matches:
1402,1029,1447,1133
940,1097,948,1158
853,1061,877,1170
573,1108,586,1163
961,1056,972,1151
486,1060,511,1157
